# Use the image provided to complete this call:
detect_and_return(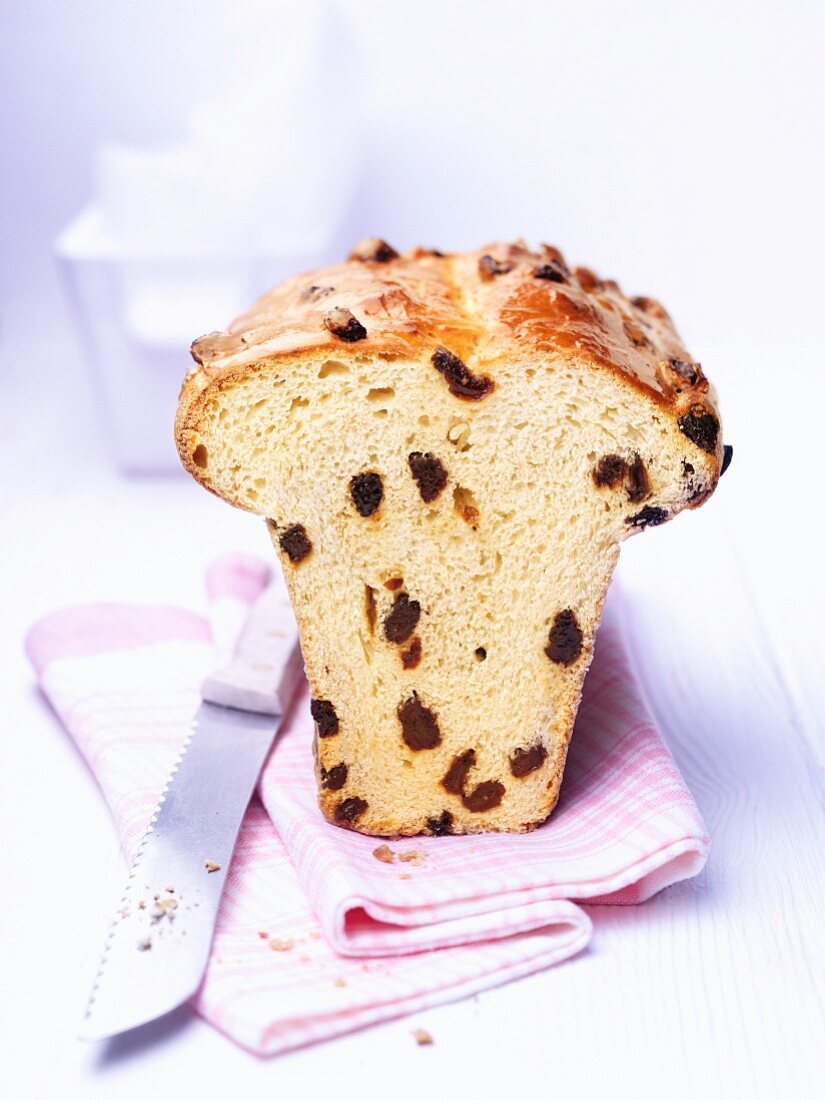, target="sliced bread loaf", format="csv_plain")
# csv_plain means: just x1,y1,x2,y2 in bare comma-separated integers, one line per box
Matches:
176,239,728,835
